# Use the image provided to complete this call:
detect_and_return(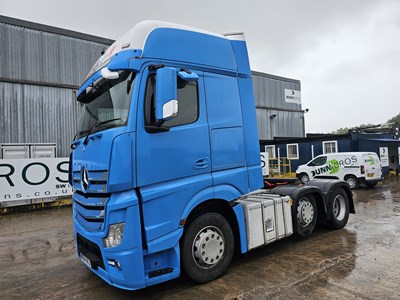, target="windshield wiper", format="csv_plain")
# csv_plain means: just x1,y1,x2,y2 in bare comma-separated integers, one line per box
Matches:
83,118,122,145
